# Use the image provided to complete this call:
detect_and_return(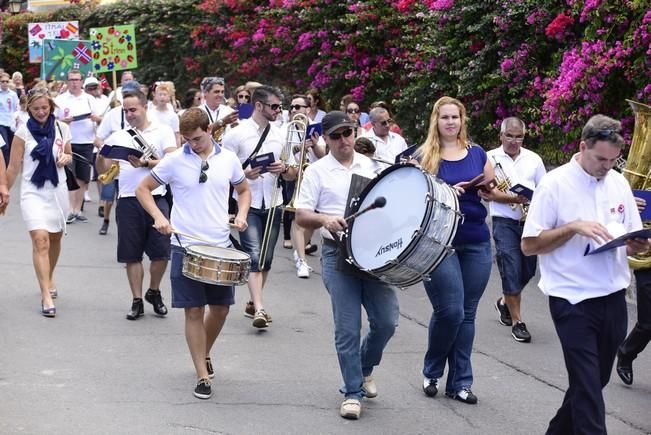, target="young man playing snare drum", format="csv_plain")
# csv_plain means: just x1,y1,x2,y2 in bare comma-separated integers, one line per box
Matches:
136,108,250,399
